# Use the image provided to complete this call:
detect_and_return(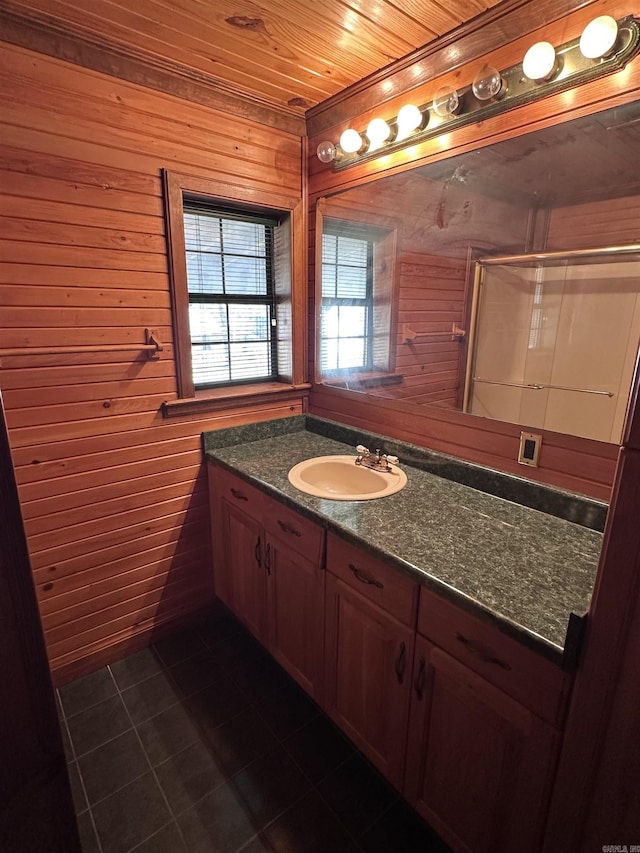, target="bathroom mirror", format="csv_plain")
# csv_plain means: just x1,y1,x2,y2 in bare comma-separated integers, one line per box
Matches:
316,99,640,444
